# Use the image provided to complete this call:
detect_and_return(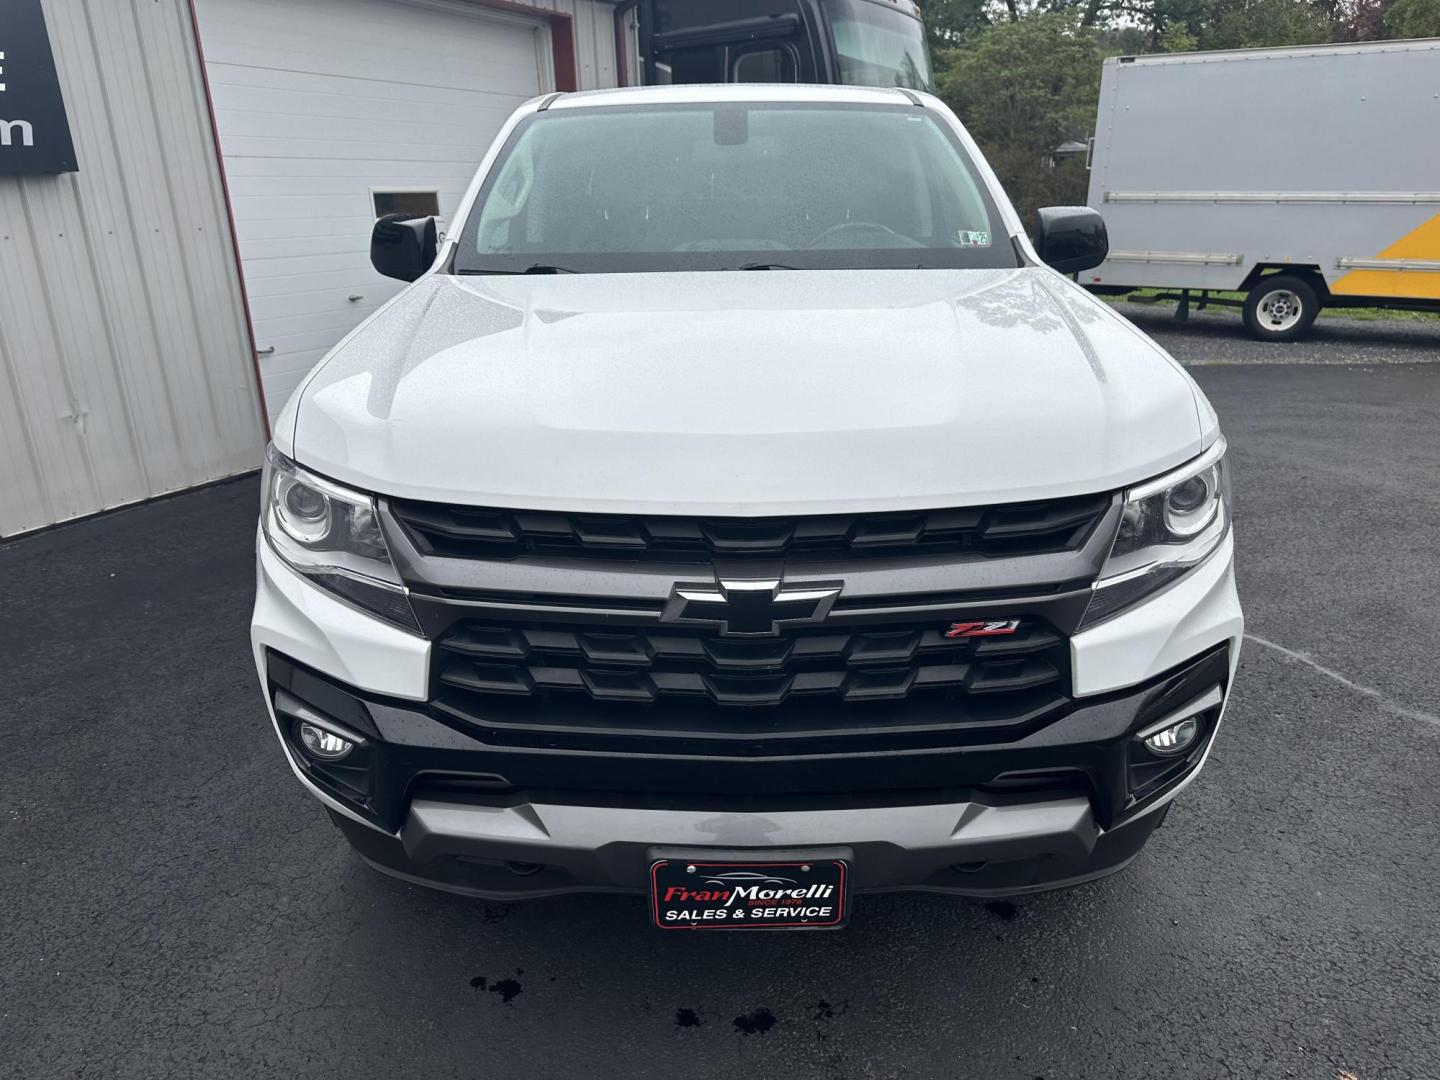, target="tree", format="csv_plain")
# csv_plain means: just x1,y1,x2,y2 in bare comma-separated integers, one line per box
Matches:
922,0,993,49
1333,0,1393,40
936,0,1438,45
1387,0,1440,35
935,14,1105,223
1202,0,1334,49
